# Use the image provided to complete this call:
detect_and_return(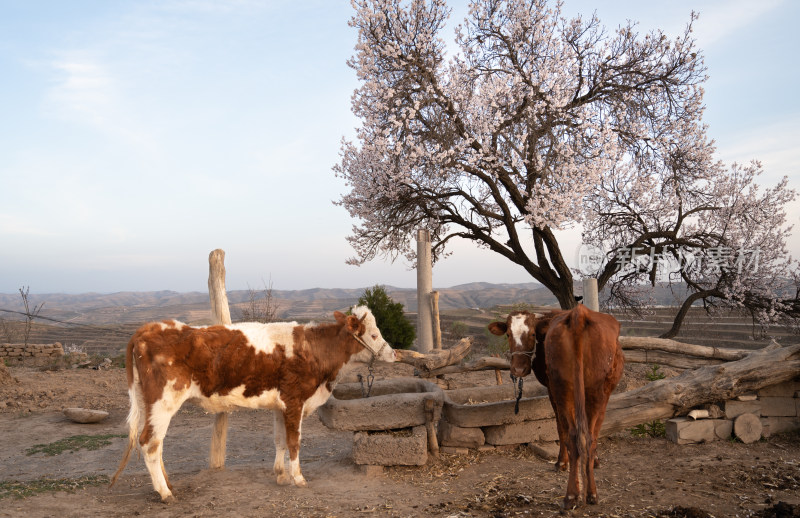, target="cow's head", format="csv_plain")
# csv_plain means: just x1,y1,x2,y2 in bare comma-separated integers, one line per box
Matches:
488,310,543,379
335,306,396,363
